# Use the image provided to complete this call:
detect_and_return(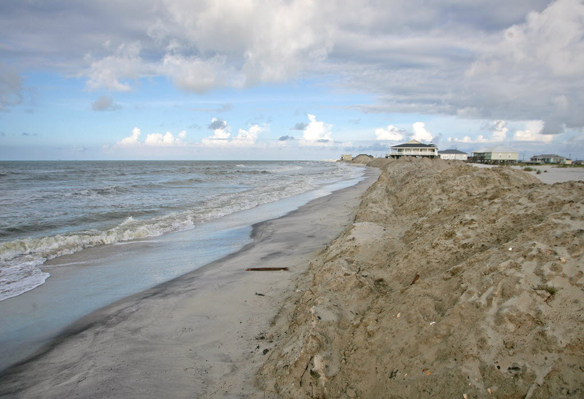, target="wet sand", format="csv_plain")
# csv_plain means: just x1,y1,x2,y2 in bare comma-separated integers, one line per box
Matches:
0,168,379,398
